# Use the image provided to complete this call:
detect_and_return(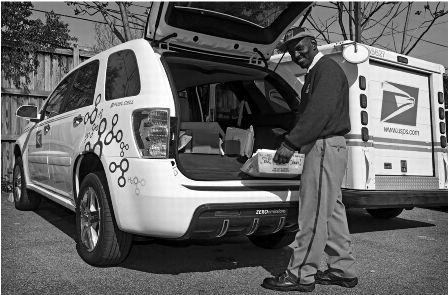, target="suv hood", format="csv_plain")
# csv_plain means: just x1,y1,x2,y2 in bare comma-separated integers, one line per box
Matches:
146,2,313,65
